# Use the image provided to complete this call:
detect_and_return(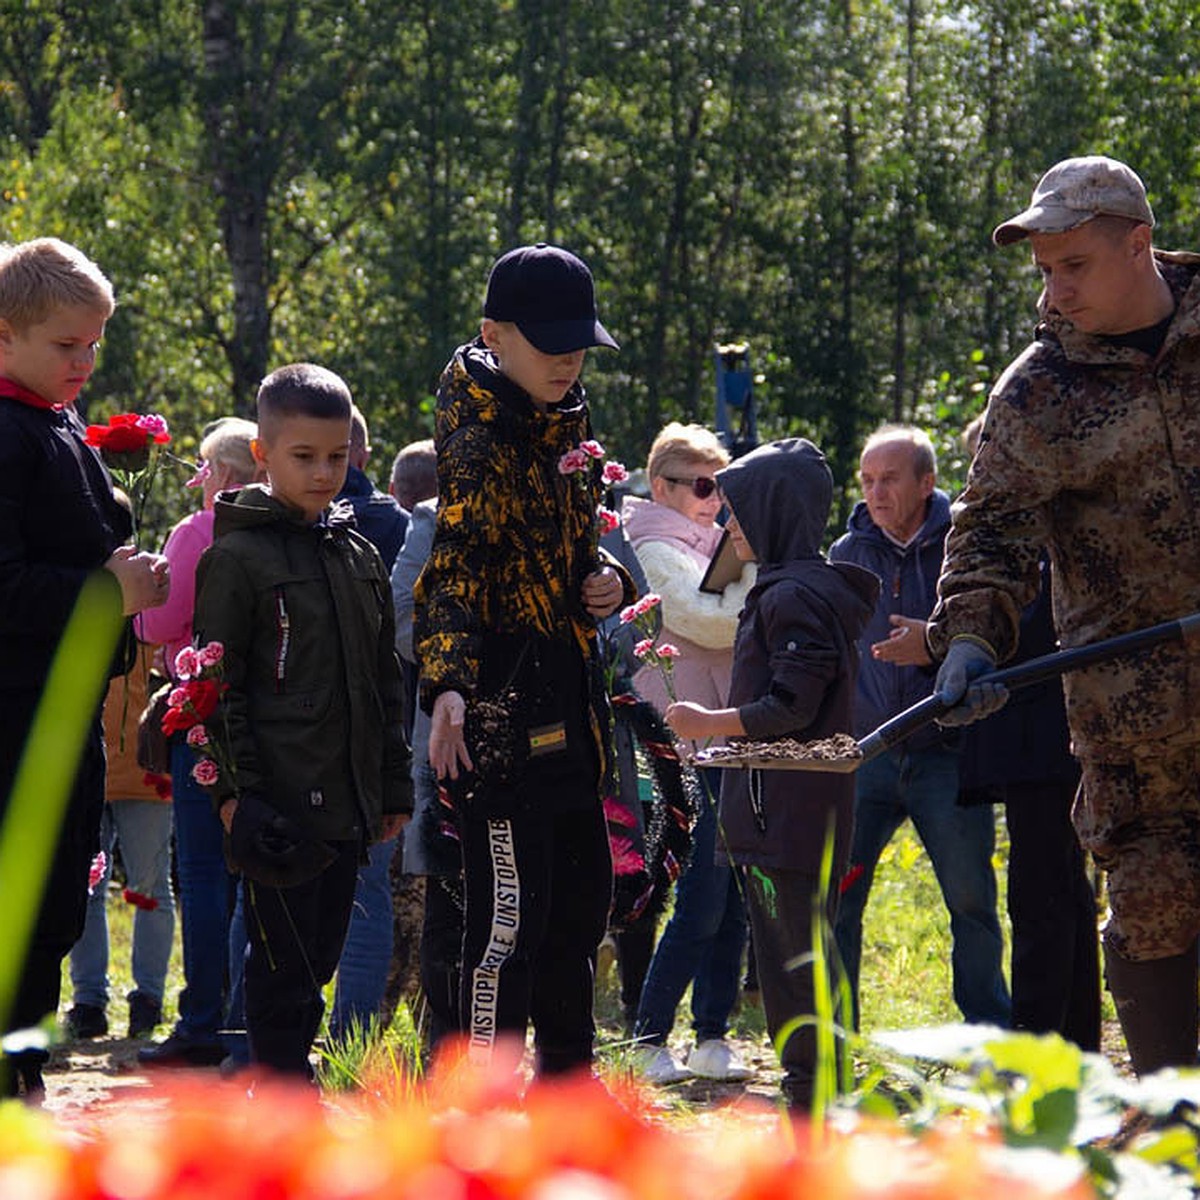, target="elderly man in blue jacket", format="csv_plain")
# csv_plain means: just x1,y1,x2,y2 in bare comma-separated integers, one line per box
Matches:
829,425,1010,1030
